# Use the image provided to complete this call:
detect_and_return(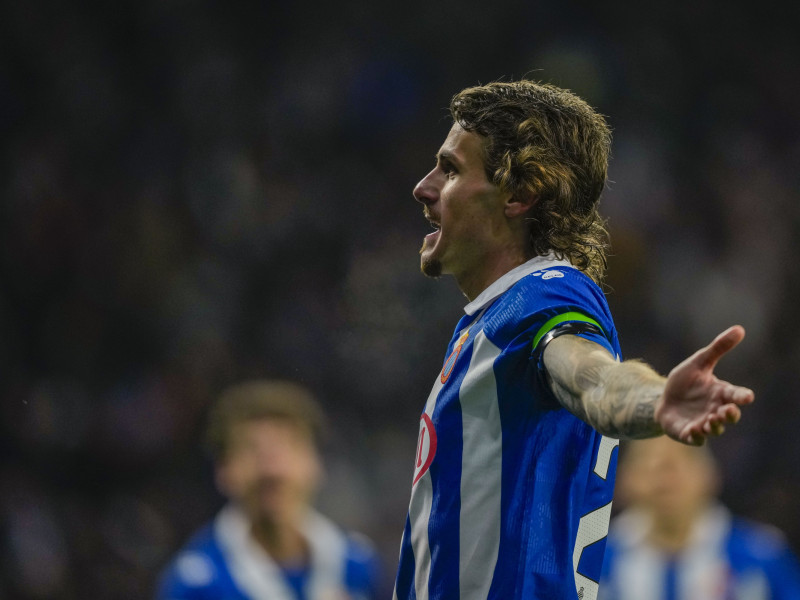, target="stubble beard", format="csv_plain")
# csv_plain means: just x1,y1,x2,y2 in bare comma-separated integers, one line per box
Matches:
243,480,283,524
420,242,442,278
